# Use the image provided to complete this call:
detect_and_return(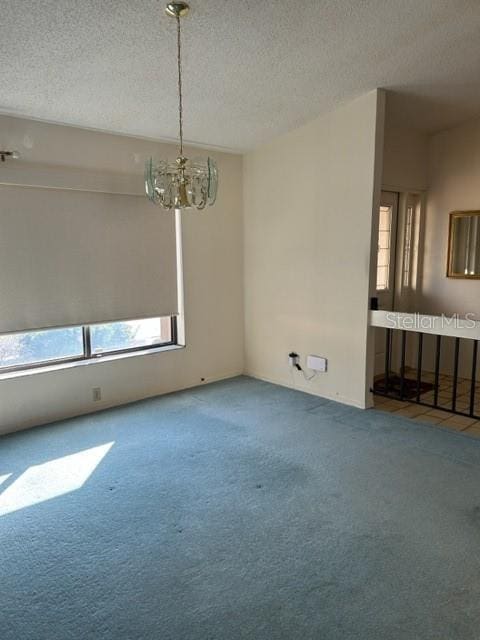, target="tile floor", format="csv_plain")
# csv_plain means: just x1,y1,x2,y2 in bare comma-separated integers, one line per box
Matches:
373,369,480,437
